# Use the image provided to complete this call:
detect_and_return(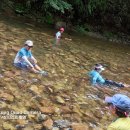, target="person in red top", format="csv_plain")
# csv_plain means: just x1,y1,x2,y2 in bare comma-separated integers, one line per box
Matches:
54,27,64,45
